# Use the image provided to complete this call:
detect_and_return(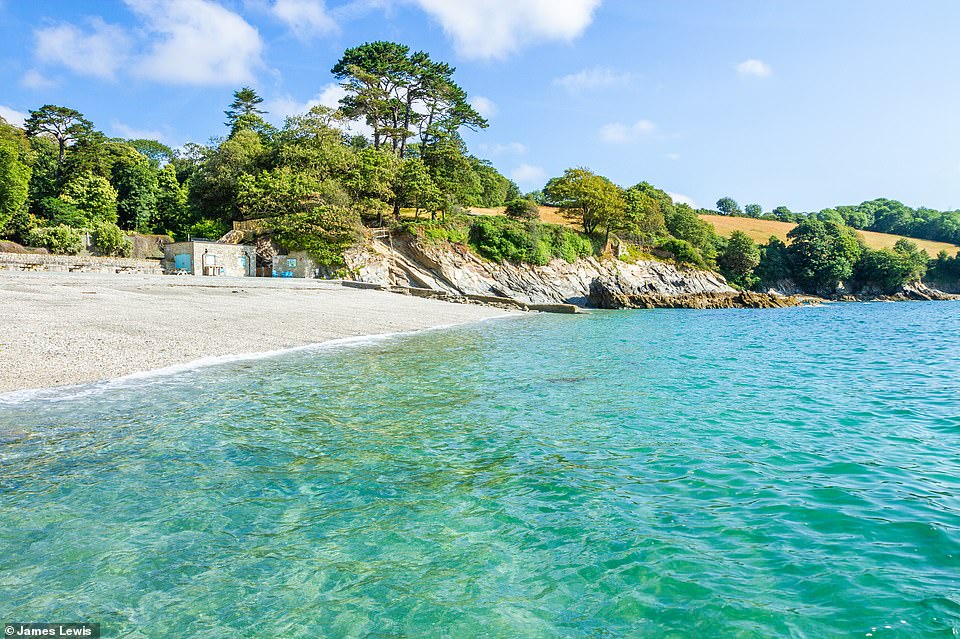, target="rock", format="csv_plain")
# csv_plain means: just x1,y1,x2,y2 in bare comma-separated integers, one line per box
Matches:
345,235,738,308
